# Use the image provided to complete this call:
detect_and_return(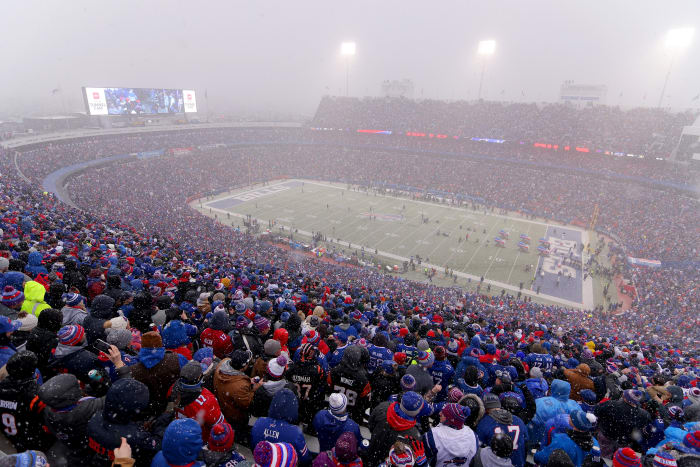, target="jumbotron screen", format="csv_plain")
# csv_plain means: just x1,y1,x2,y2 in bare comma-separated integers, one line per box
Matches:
83,87,197,115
